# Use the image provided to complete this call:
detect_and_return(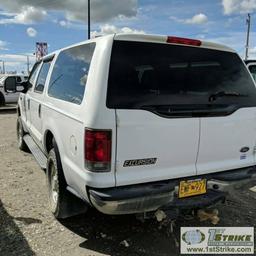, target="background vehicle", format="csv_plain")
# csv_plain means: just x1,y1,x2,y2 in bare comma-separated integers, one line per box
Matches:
0,75,28,106
245,60,256,81
5,34,256,219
